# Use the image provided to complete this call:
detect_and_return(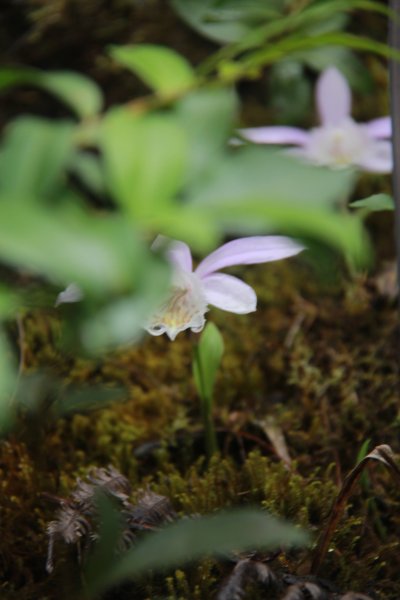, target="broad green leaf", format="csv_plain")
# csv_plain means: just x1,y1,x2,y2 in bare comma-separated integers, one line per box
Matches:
350,194,394,212
0,199,146,294
189,148,369,266
90,509,308,593
101,108,186,220
0,117,75,198
109,44,196,95
81,255,171,352
193,323,224,406
175,87,238,186
193,147,355,209
69,151,106,197
0,68,103,119
0,287,19,320
156,206,219,255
